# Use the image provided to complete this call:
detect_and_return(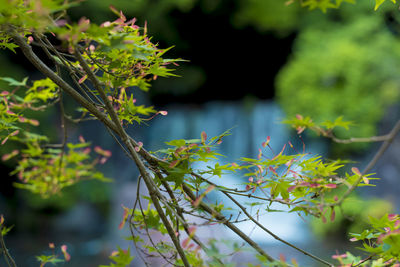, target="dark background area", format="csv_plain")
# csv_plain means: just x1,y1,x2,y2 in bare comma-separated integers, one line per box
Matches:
1,1,400,266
